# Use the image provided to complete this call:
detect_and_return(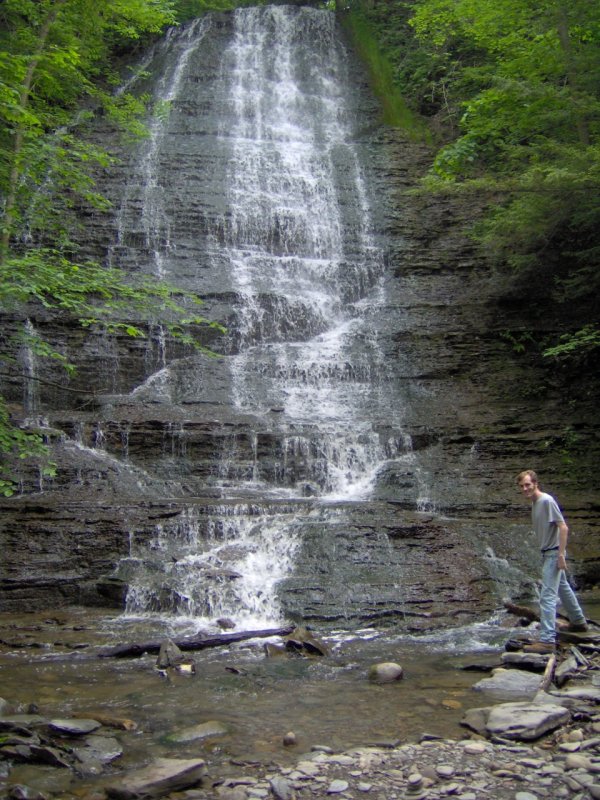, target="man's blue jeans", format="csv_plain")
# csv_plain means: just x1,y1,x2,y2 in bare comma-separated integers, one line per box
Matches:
540,550,585,643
